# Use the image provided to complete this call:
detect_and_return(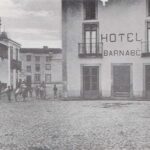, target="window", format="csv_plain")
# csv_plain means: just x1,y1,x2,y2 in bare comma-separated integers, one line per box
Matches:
26,55,31,61
35,56,40,62
26,75,32,85
147,22,150,52
34,74,41,83
46,56,51,62
26,66,31,72
35,64,40,72
45,74,51,83
84,23,98,54
84,0,96,20
16,48,19,60
148,0,150,16
45,64,51,70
